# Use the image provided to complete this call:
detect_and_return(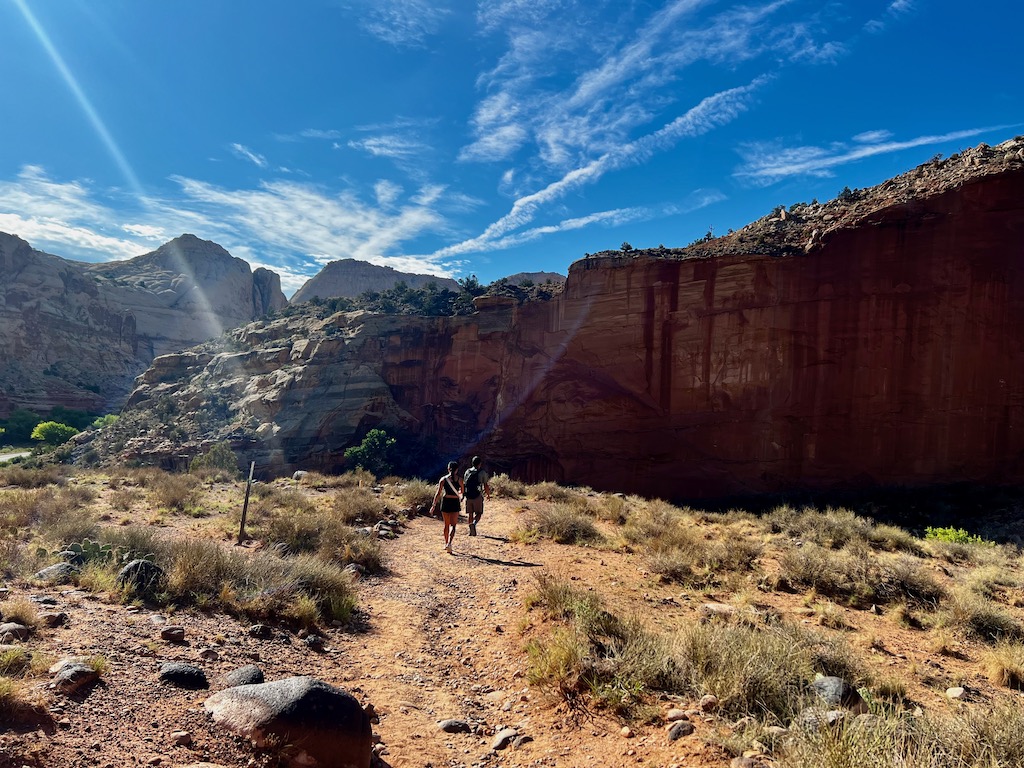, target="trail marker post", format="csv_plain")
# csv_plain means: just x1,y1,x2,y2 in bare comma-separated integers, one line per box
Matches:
238,461,255,545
